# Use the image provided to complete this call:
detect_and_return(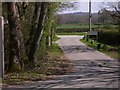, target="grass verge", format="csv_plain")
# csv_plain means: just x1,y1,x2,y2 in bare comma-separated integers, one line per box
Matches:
53,35,60,41
80,39,119,59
